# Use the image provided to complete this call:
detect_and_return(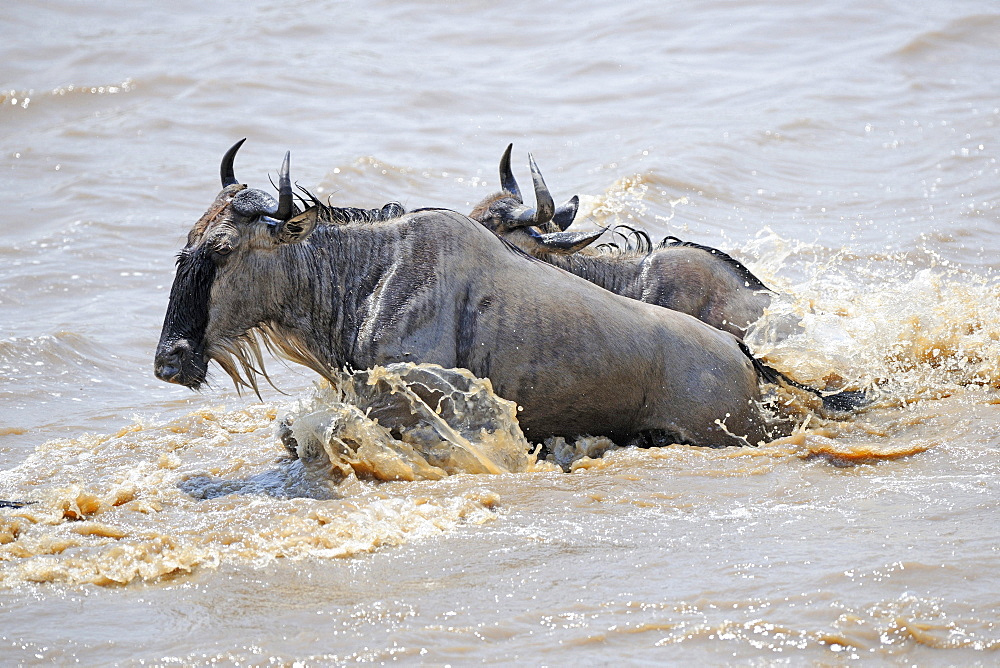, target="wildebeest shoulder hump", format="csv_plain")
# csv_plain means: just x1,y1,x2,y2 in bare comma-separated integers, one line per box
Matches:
660,236,772,292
